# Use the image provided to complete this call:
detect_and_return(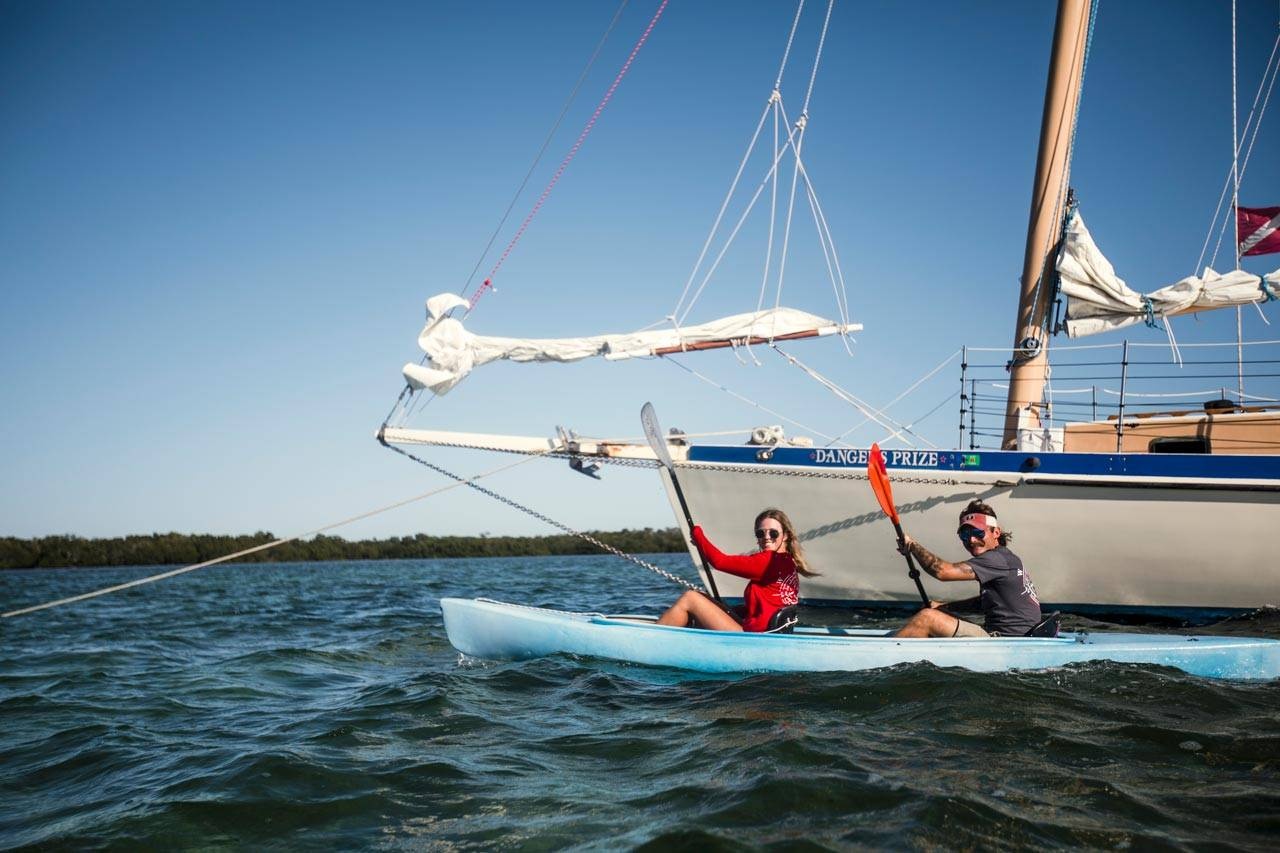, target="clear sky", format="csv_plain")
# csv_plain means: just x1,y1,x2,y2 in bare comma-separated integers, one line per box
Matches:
2,0,1278,541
